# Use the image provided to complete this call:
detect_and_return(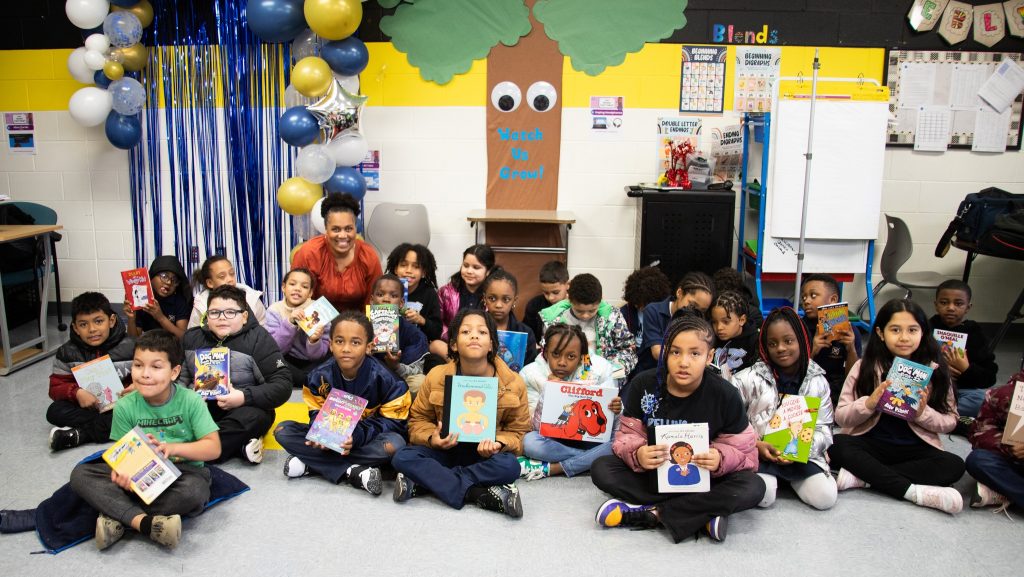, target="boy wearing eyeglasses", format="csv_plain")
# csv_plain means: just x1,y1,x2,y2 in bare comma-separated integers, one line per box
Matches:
124,256,193,339
178,285,291,464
